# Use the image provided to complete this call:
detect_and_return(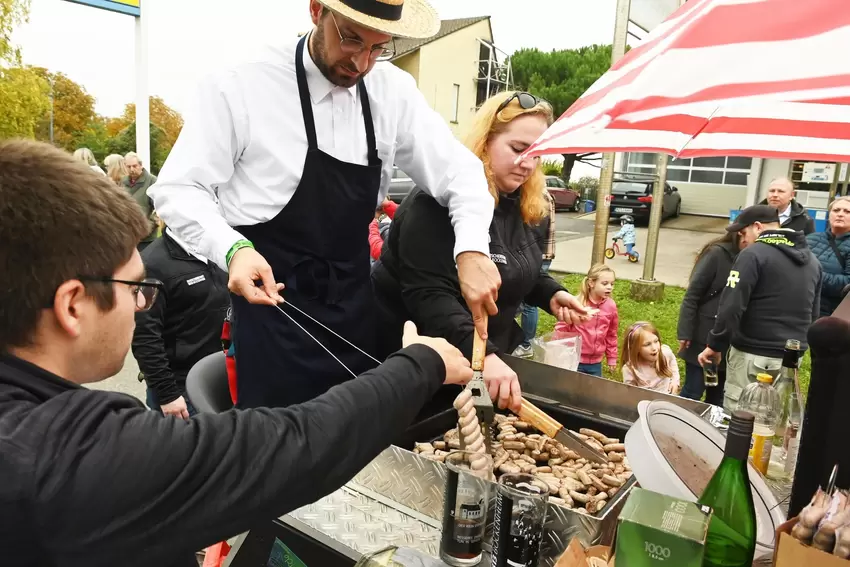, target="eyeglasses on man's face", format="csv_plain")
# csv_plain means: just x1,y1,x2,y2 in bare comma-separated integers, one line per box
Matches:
79,277,164,312
329,11,396,62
